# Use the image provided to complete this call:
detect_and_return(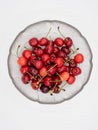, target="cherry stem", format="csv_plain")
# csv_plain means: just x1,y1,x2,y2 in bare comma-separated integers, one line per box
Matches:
37,64,57,85
26,72,36,80
69,48,79,57
16,45,20,58
50,80,61,82
45,27,52,38
49,83,57,95
24,46,31,50
58,26,65,39
60,82,67,91
56,72,63,81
